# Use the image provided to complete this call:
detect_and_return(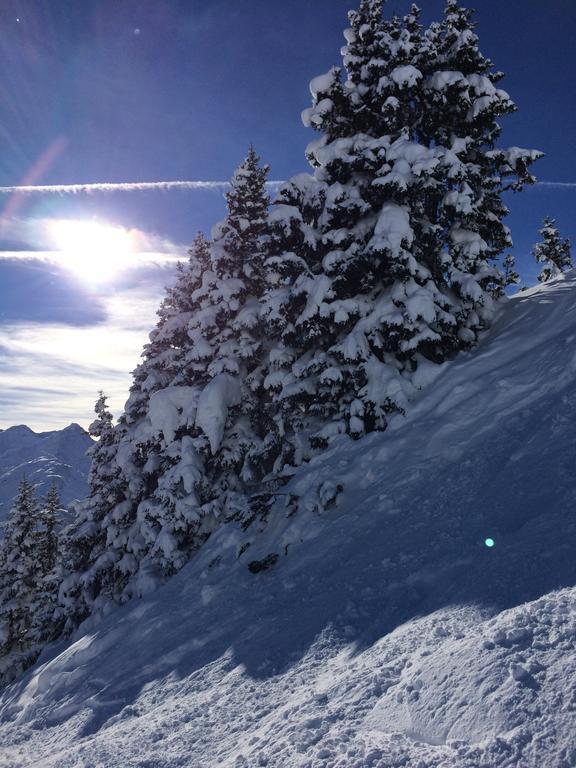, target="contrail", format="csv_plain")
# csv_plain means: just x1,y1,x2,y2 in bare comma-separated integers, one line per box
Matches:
0,180,285,195
535,181,576,189
0,179,571,196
